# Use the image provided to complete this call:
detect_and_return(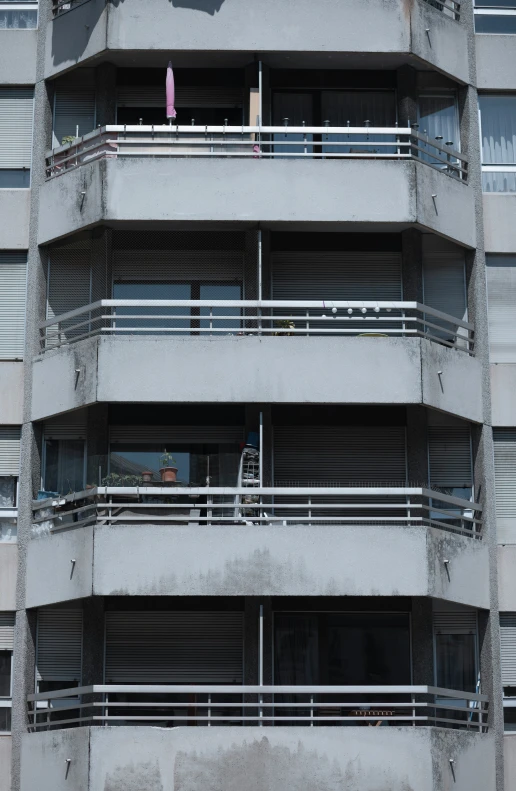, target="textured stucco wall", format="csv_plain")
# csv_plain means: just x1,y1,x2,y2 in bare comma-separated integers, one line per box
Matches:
20,726,496,791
